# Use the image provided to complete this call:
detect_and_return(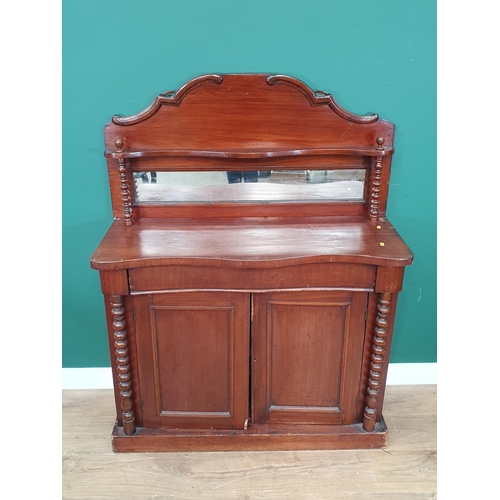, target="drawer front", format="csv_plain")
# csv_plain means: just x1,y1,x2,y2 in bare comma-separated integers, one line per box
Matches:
128,263,376,293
